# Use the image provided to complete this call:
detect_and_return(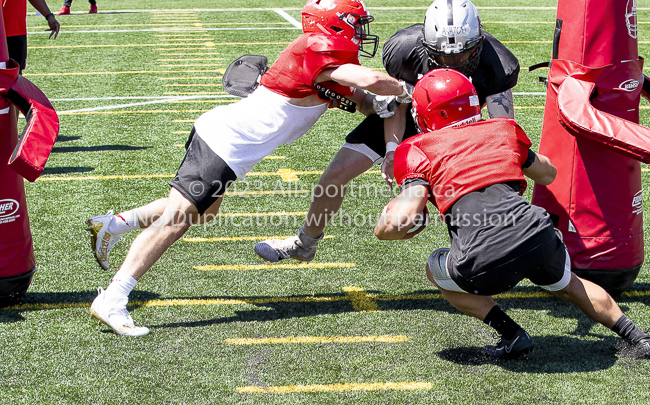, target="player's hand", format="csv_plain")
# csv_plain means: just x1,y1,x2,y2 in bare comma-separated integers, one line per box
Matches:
45,14,60,39
381,151,396,191
372,95,397,118
396,81,414,104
